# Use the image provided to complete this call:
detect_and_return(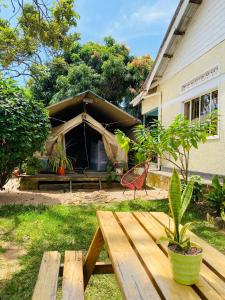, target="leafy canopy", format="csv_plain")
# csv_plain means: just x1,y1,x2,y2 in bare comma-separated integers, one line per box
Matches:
0,2,153,114
28,37,153,112
0,77,50,189
0,0,79,78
